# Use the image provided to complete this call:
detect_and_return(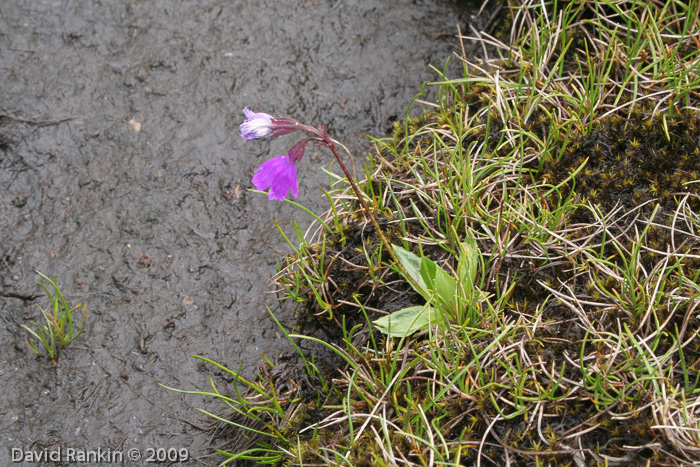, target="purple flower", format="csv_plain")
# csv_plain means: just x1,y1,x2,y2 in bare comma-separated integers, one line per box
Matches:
252,155,299,201
251,139,310,201
240,108,274,141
